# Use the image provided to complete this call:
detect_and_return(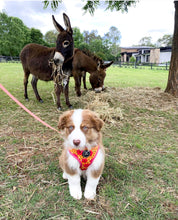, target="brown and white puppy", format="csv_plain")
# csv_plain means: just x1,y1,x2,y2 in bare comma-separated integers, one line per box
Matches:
58,109,105,200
